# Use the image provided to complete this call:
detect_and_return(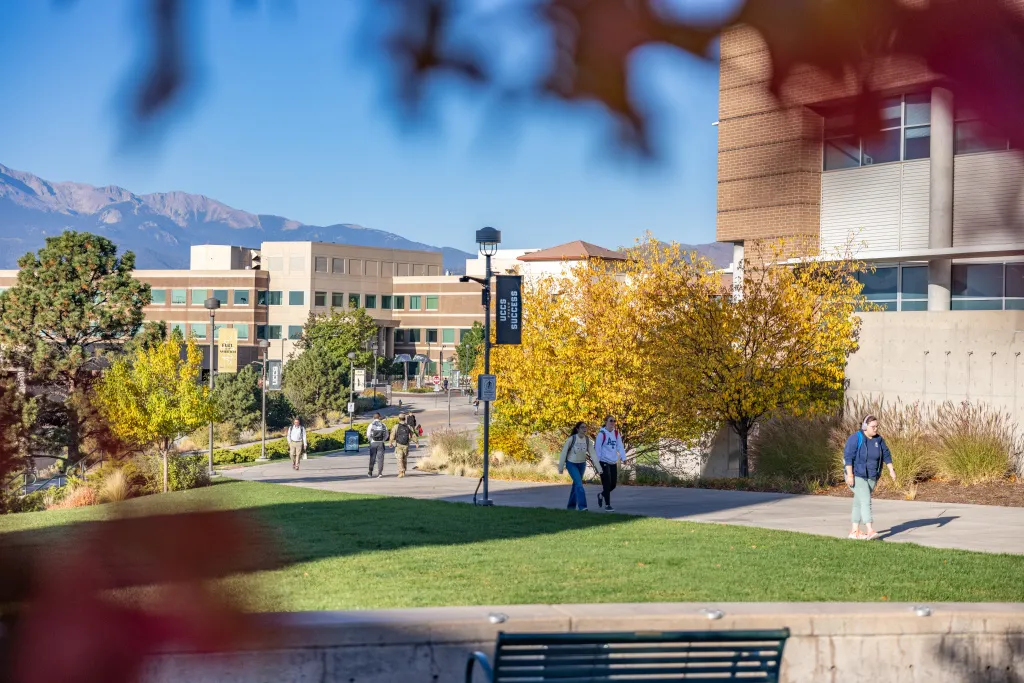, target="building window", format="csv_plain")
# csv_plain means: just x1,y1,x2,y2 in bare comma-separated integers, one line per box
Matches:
289,256,305,272
393,295,405,310
235,323,249,340
823,93,931,171
952,263,1004,310
332,258,345,274
459,328,474,342
288,291,305,306
857,267,898,311
314,291,327,307
365,294,377,309
257,325,282,340
900,266,928,311
190,323,207,339
150,289,167,305
426,329,438,343
442,328,455,344
258,290,282,306
394,329,406,343
315,256,328,273
426,295,439,311
407,329,421,343
288,325,304,340
171,322,187,337
955,112,1011,155
267,256,284,271
381,295,393,310
214,323,227,340
192,289,208,305
171,289,187,305
233,289,250,306
212,289,228,305
332,292,345,308
409,295,422,310
349,259,362,276
349,293,361,308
